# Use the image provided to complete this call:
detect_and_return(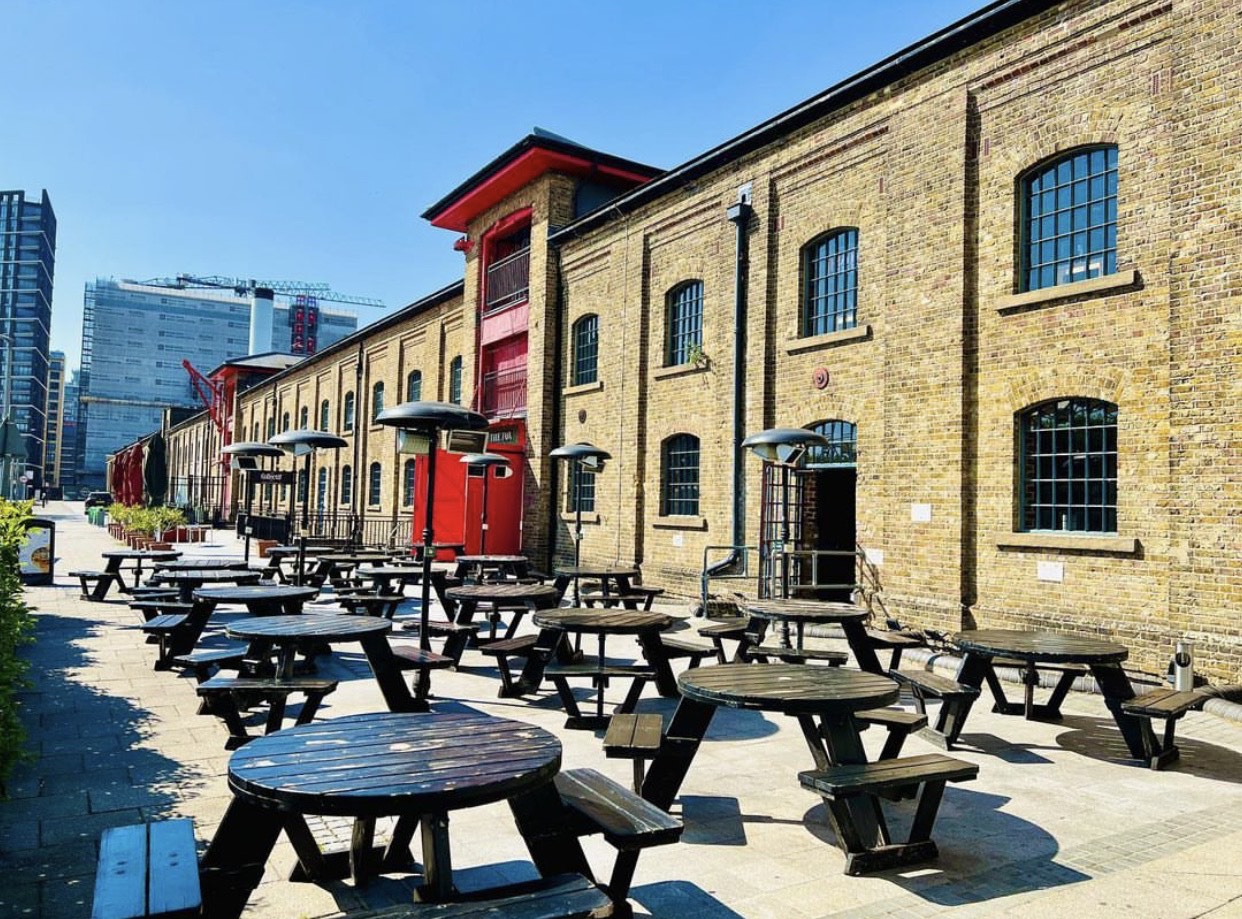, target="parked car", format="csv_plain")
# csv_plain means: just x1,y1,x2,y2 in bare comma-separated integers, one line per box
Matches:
84,491,113,509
